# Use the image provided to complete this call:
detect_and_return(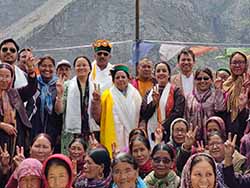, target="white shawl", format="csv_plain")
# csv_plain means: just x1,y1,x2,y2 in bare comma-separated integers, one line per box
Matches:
110,84,142,149
64,76,93,134
147,83,171,147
